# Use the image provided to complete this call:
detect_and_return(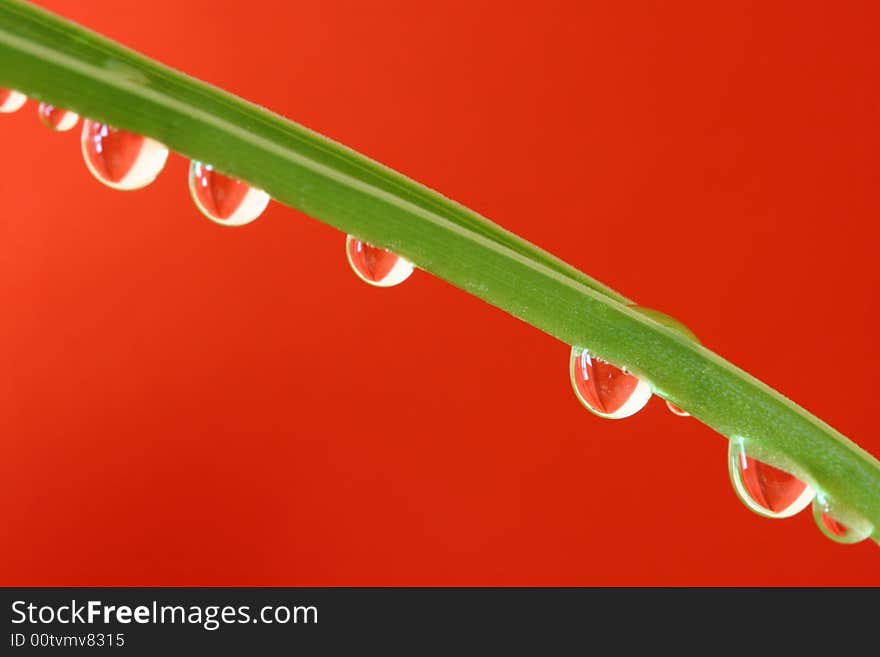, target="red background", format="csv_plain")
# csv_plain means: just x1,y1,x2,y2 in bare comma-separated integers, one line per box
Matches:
1,0,878,585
